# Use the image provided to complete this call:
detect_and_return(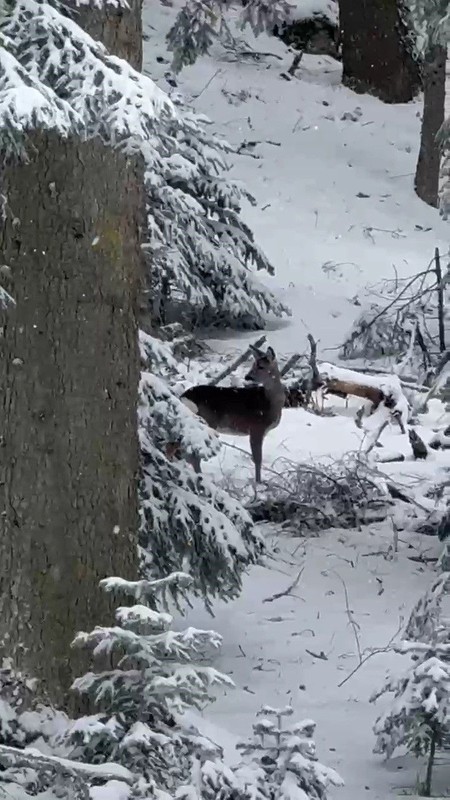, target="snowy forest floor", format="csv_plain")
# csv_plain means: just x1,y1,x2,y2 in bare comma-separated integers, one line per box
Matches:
144,3,450,797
